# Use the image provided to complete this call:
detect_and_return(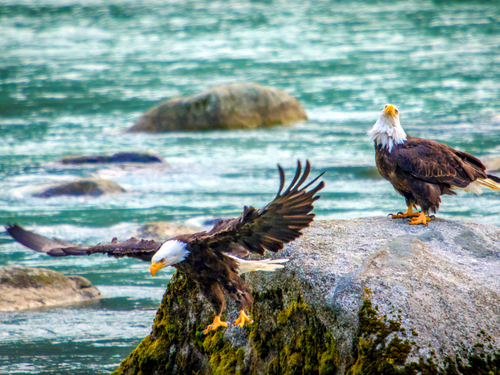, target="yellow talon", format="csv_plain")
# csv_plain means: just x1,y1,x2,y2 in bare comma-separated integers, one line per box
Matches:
234,310,253,328
391,206,420,219
203,315,228,335
409,212,432,226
